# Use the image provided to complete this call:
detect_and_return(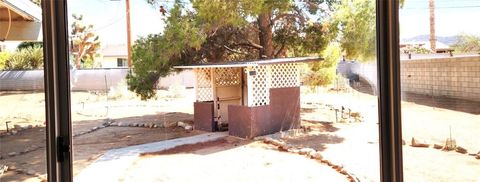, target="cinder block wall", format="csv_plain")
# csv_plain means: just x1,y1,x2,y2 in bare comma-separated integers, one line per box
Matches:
400,56,480,102
348,55,480,102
